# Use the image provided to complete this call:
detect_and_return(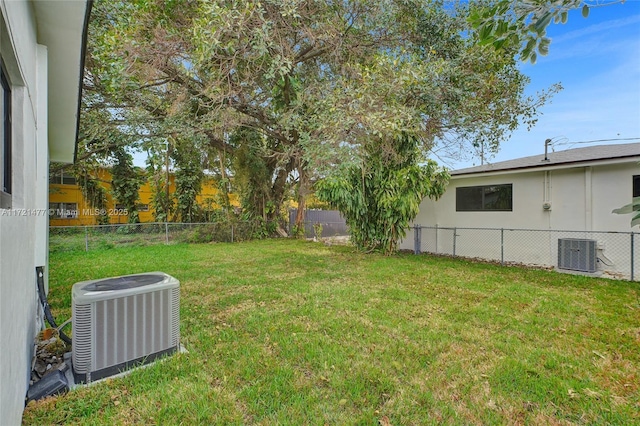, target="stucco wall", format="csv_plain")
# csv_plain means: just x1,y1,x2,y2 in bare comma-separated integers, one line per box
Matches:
590,163,637,231
0,2,46,424
400,161,640,263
